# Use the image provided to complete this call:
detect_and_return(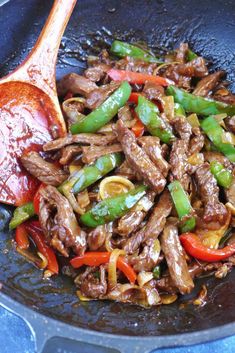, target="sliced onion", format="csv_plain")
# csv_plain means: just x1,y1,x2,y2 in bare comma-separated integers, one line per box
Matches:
104,224,114,252
43,270,54,279
137,272,153,288
187,153,204,166
37,252,48,269
63,187,85,215
69,164,82,174
187,113,200,128
108,249,125,289
99,176,134,200
214,113,227,128
226,202,235,216
16,247,42,267
193,285,207,306
222,131,235,145
162,96,174,121
153,62,180,75
98,123,116,133
62,97,86,121
161,293,178,305
76,290,93,301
